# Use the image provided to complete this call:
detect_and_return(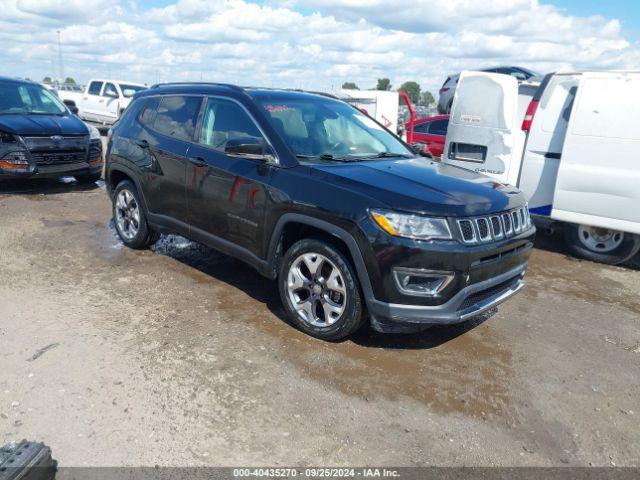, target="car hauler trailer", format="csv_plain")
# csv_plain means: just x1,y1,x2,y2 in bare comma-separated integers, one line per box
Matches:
443,70,640,265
